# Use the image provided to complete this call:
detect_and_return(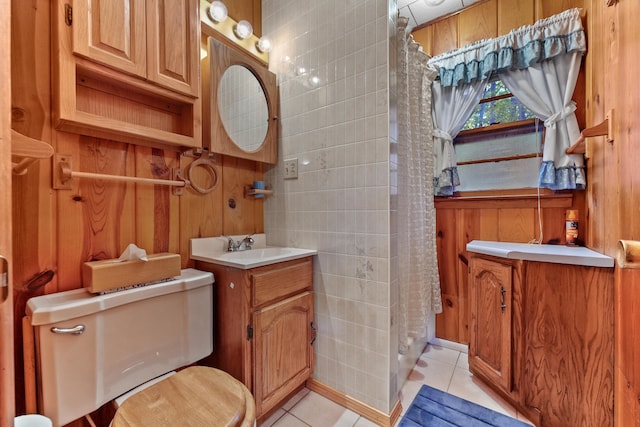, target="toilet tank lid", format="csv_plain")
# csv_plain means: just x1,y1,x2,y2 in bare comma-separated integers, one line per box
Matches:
27,268,214,326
